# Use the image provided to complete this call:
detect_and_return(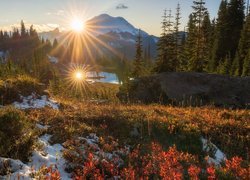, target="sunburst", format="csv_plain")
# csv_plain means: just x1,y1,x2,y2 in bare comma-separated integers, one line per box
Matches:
71,17,85,32
65,64,92,96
